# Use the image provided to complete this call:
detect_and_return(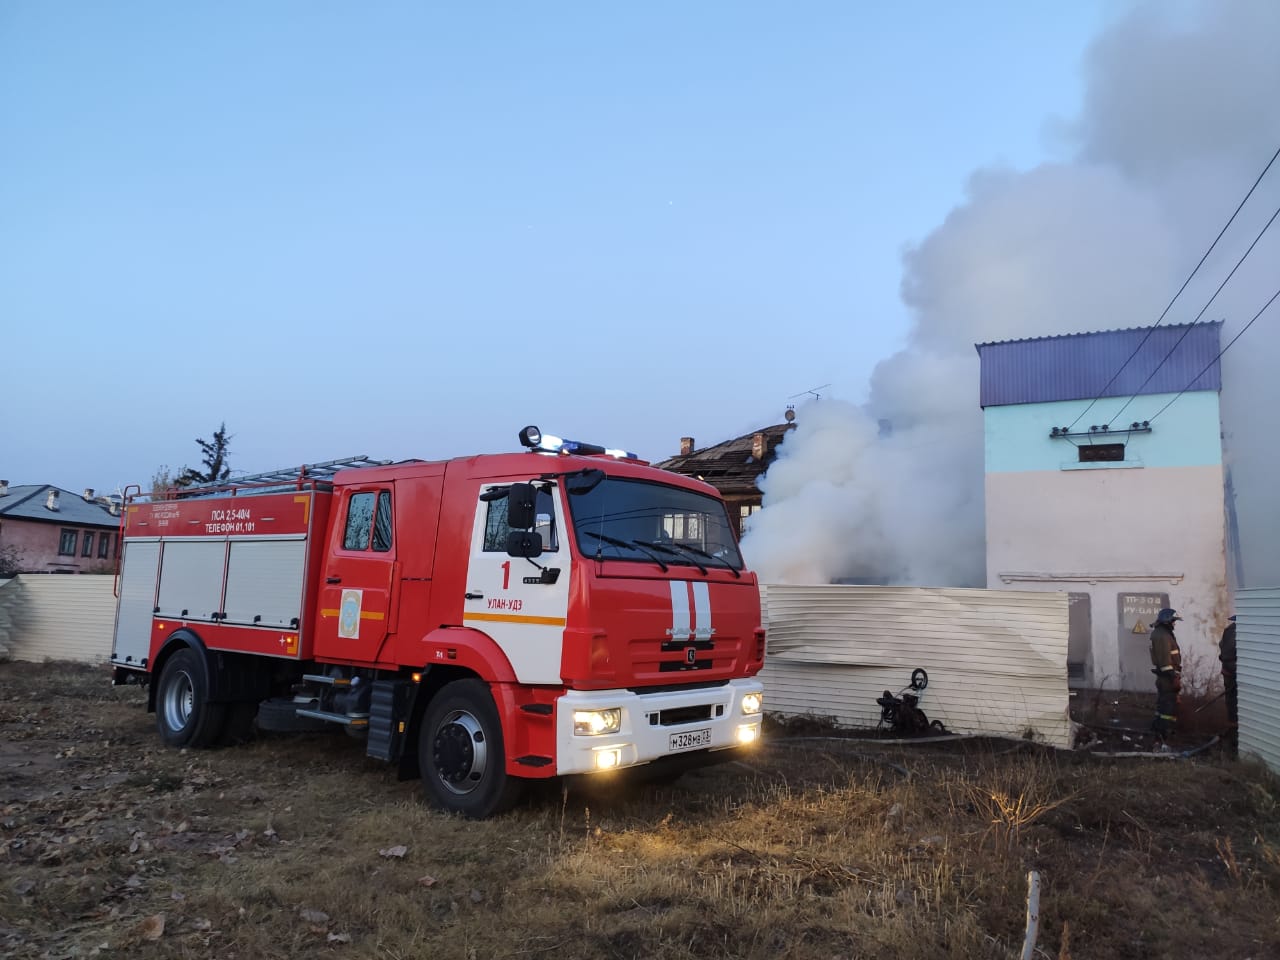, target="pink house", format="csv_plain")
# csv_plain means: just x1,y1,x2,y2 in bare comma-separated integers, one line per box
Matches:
0,482,123,575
